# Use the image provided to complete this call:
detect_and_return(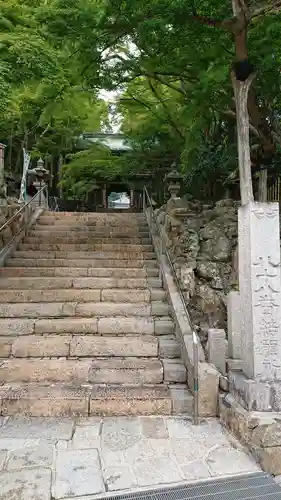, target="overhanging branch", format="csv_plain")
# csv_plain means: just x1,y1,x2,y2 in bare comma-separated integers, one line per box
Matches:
250,0,281,19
